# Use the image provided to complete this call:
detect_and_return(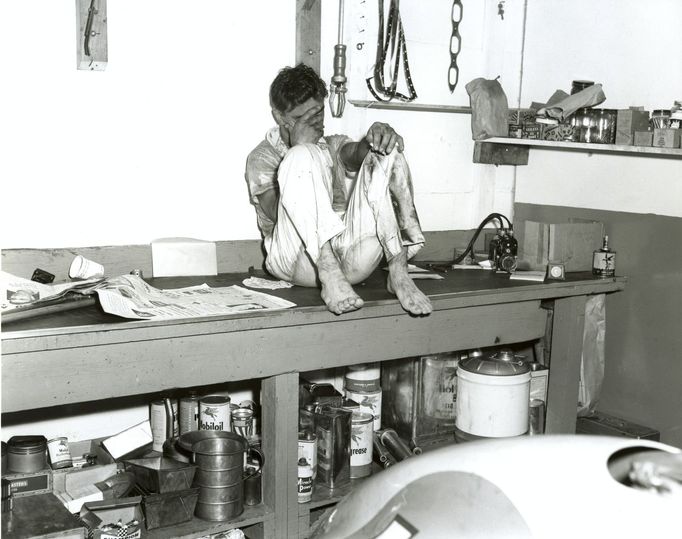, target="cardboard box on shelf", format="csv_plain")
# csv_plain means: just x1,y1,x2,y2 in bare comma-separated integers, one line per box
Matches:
652,128,681,148
520,220,604,272
615,108,650,145
52,463,119,514
633,130,653,147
